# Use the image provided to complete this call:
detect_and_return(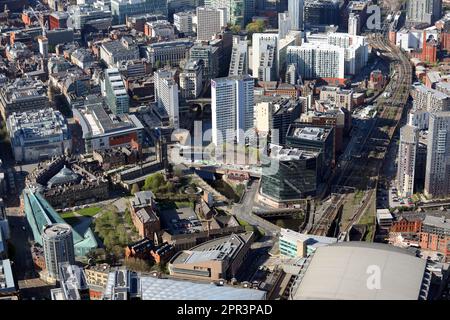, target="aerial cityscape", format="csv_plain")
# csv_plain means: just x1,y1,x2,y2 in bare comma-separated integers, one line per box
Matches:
0,0,449,303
